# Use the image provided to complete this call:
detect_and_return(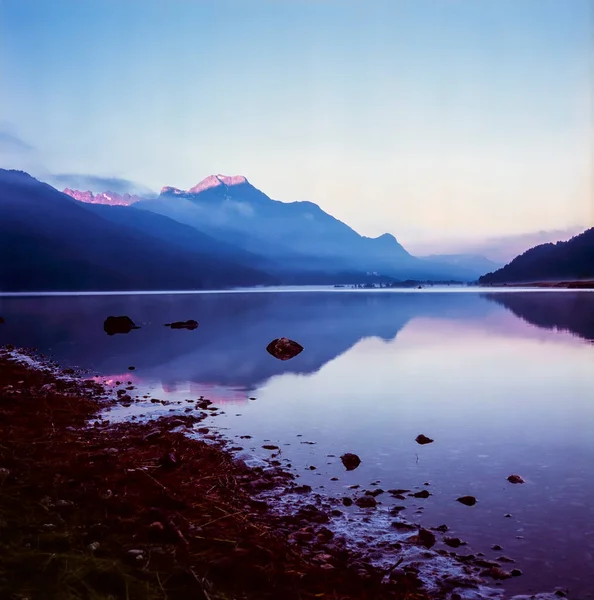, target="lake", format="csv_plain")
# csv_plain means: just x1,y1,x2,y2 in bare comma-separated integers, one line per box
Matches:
1,288,593,598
